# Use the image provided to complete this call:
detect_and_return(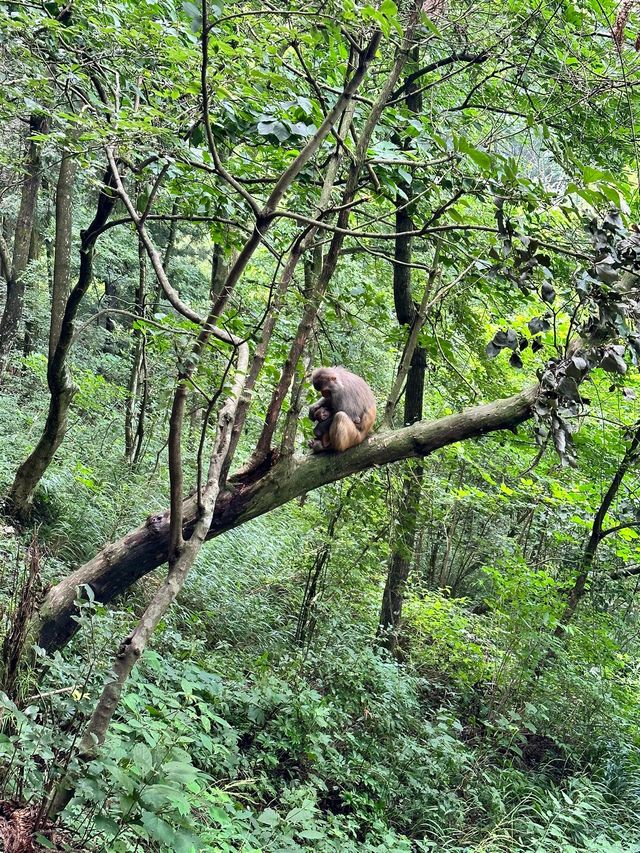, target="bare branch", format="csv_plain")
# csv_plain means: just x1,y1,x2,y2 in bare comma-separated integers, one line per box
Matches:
106,146,205,326
600,520,640,539
139,162,170,226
